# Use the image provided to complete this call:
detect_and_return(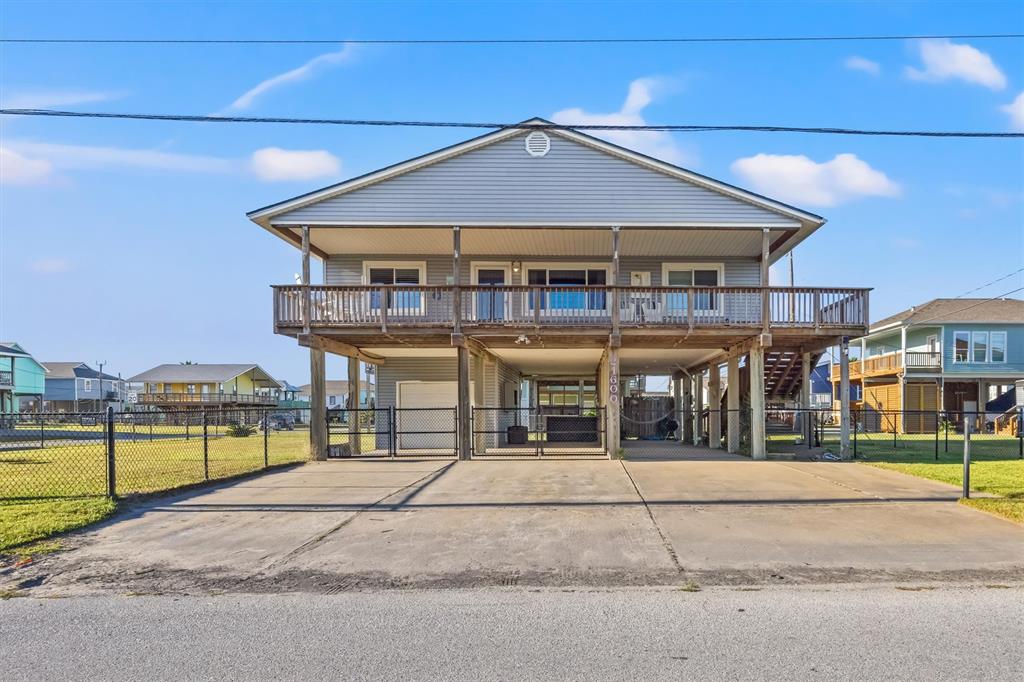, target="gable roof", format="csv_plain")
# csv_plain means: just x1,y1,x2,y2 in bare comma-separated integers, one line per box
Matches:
42,362,119,381
0,342,32,357
871,298,1024,332
247,118,826,261
128,363,280,387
